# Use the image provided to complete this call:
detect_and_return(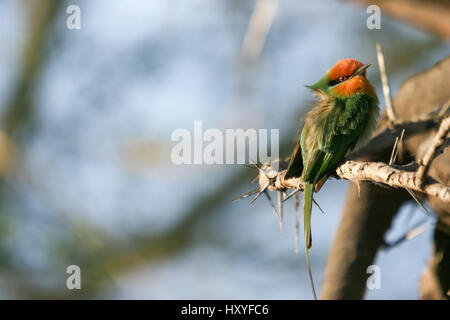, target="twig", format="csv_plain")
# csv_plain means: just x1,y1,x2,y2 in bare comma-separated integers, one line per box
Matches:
258,160,450,203
376,43,397,126
416,115,450,189
388,128,428,213
389,129,405,165
241,0,278,63
337,161,449,203
389,136,399,165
